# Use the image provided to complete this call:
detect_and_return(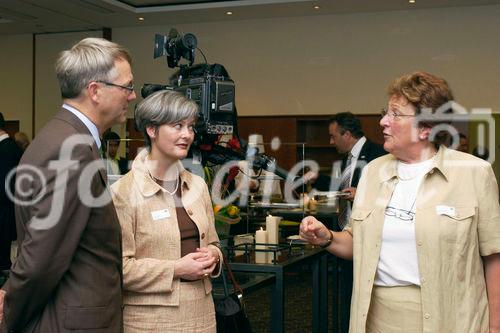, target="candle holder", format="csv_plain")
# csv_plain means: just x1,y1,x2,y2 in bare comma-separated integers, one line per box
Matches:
226,242,292,264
